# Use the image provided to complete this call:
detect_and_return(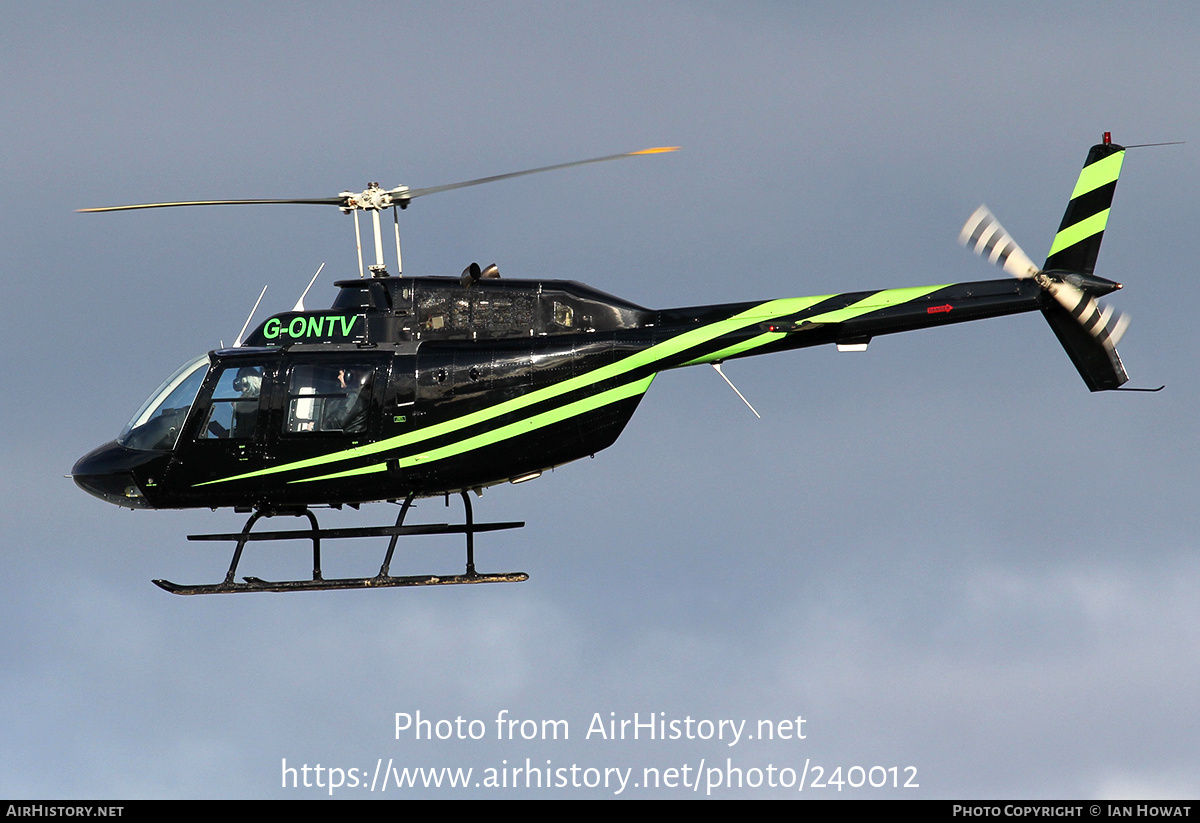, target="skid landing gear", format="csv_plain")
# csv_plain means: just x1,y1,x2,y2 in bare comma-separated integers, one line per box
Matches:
152,492,527,595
